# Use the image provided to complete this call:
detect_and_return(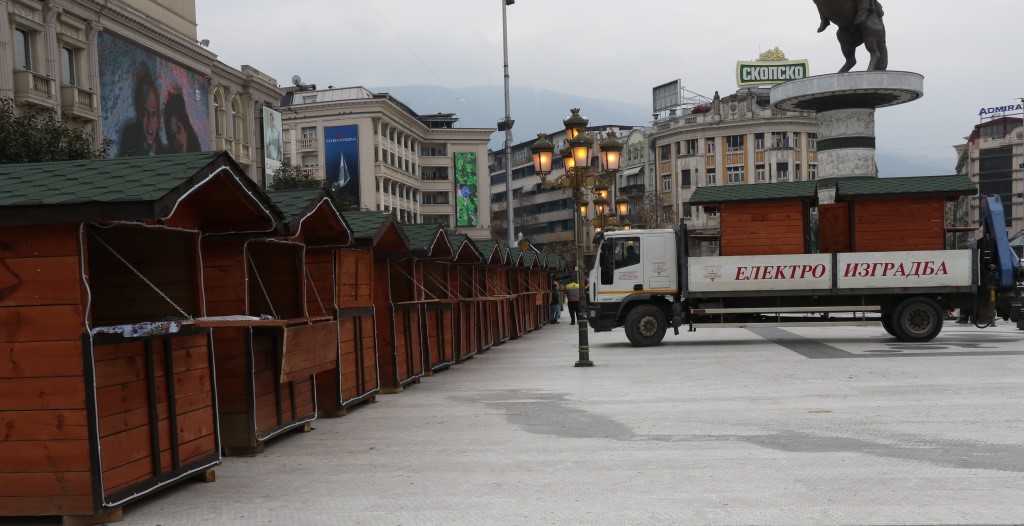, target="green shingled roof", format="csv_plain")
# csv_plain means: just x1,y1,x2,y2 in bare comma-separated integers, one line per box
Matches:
446,232,484,263
836,175,976,198
690,180,818,205
401,223,443,253
344,211,392,240
265,189,325,226
473,239,500,263
0,152,225,207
